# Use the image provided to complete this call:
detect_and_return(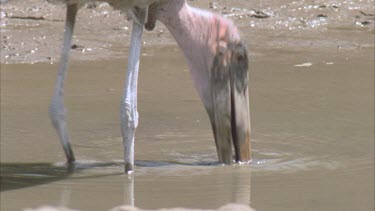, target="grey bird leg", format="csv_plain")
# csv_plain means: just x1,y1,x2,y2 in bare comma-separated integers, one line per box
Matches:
121,7,147,174
49,4,78,164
